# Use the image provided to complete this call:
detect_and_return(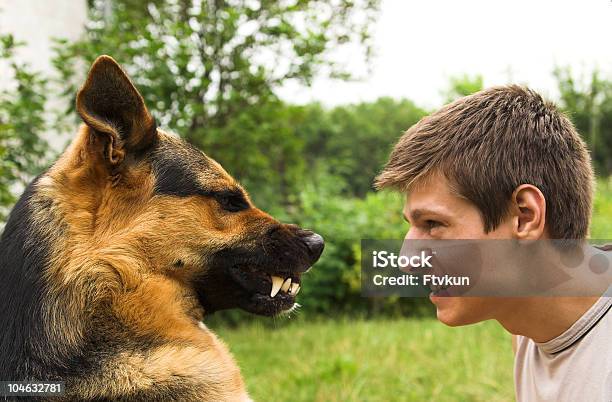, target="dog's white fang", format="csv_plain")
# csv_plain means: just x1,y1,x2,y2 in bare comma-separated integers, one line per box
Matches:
281,278,292,292
270,275,284,297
